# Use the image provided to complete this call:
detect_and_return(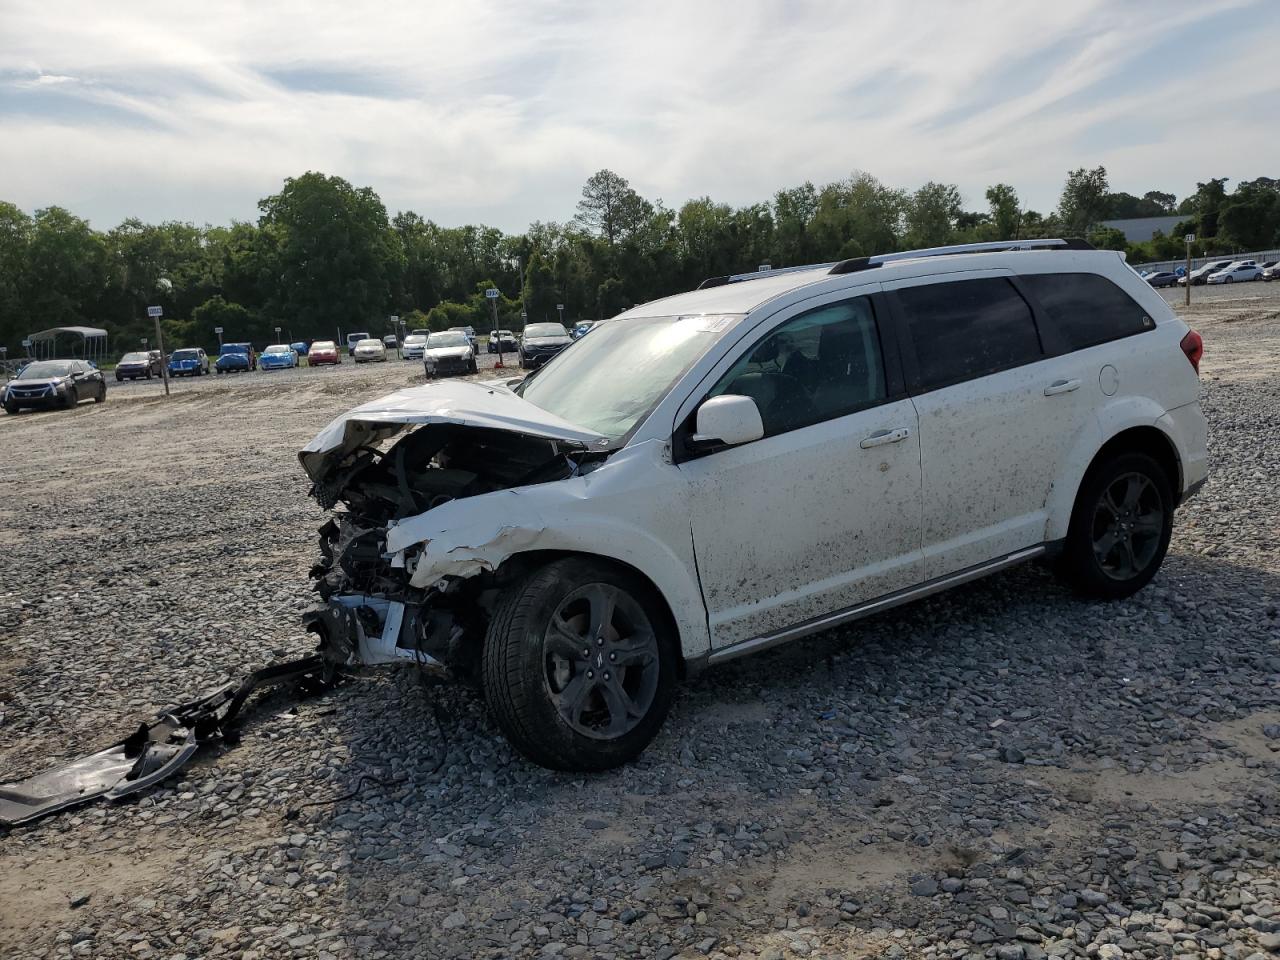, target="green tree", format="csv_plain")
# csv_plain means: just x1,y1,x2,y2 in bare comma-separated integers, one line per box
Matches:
192,296,254,344
0,201,31,351
906,182,962,248
985,184,1021,240
524,248,558,321
574,170,653,246
257,172,402,334
1057,166,1110,235
22,206,110,331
